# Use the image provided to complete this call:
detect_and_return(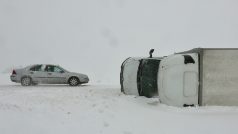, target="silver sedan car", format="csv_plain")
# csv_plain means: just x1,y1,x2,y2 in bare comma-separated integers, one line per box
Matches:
10,64,89,86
